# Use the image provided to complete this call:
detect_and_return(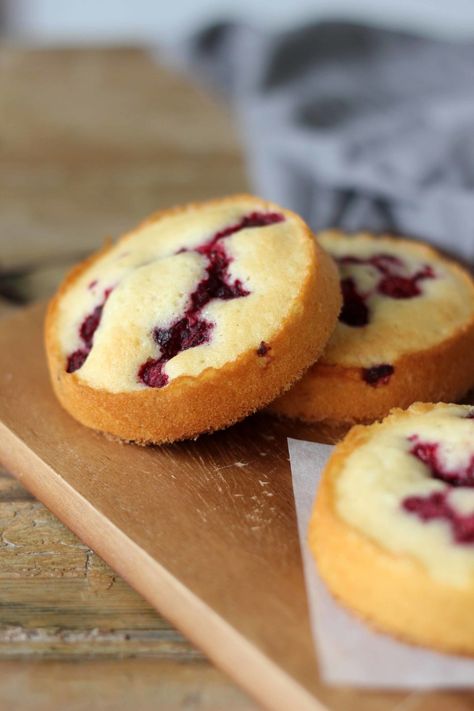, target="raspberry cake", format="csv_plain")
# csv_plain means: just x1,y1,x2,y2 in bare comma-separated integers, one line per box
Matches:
310,402,474,653
270,231,474,428
45,195,340,444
